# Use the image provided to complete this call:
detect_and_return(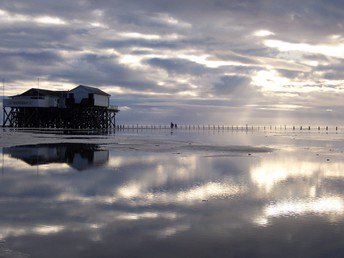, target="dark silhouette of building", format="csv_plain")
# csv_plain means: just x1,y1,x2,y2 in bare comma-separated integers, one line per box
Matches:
3,85,119,129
